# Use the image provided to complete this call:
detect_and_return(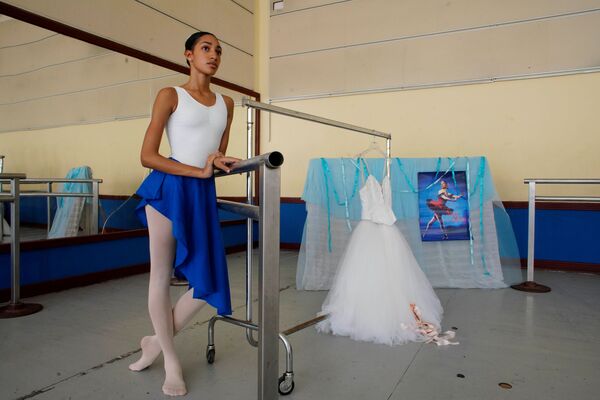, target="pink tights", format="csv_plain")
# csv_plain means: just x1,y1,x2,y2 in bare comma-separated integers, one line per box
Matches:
128,205,207,396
